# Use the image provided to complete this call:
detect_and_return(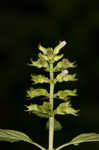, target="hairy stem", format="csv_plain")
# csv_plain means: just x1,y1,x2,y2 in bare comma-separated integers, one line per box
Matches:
48,63,54,150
